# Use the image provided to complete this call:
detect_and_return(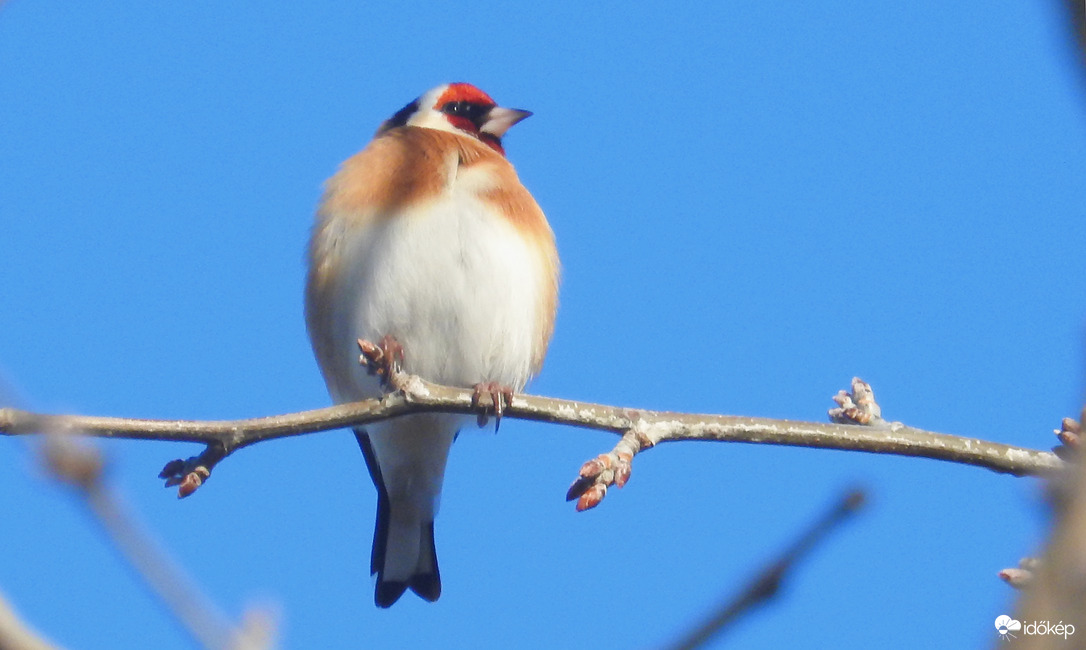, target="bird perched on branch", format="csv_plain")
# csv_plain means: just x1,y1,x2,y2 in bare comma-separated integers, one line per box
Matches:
305,83,559,607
